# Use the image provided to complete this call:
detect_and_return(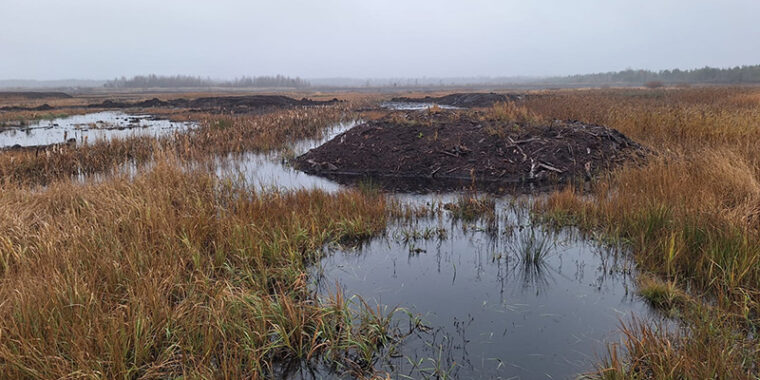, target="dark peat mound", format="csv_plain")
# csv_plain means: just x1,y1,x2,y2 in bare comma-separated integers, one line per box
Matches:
390,92,523,108
295,110,647,188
